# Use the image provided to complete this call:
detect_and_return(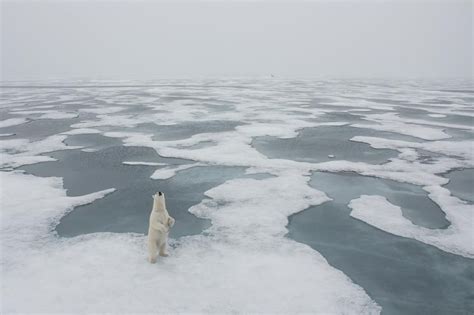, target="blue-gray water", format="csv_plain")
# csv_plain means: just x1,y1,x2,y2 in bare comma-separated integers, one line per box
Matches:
444,169,474,204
